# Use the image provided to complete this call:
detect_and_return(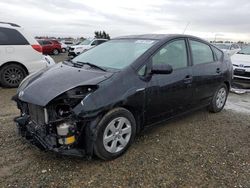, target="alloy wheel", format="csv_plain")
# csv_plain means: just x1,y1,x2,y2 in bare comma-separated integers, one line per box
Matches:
216,87,227,109
3,67,25,87
103,117,132,153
